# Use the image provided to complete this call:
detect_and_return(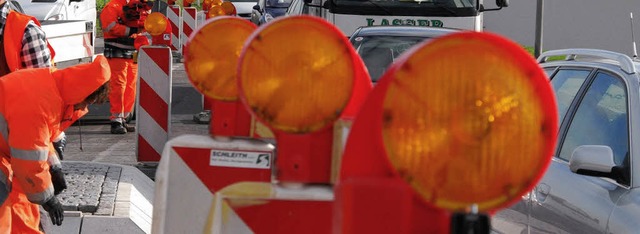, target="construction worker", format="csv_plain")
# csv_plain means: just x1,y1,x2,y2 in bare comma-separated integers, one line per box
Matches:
101,0,152,134
0,55,111,233
0,0,71,231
